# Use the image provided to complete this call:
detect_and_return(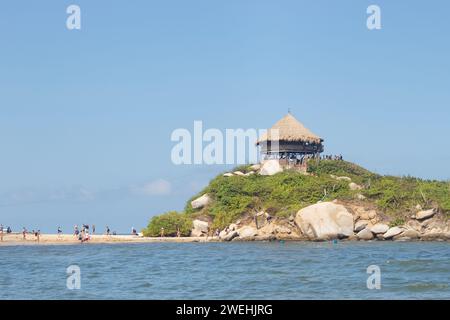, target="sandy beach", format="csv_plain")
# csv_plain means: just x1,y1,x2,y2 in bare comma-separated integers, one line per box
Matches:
0,233,217,246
